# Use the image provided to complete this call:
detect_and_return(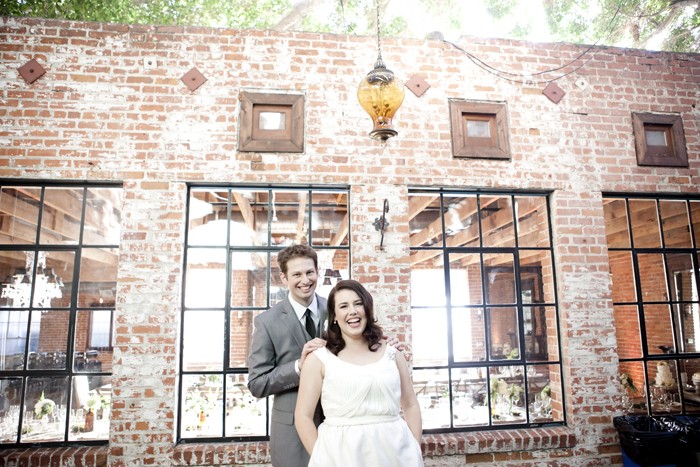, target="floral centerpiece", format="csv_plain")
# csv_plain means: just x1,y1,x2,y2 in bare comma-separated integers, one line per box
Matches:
34,391,55,419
